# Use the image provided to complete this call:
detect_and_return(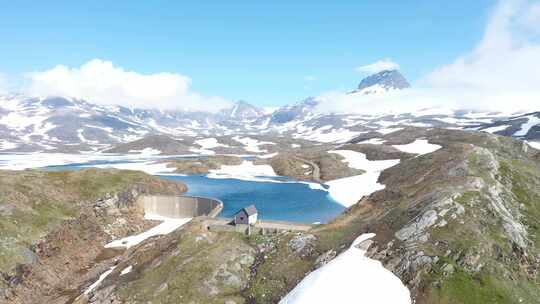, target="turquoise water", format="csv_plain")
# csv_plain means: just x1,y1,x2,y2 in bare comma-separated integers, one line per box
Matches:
159,175,344,223
45,159,345,223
